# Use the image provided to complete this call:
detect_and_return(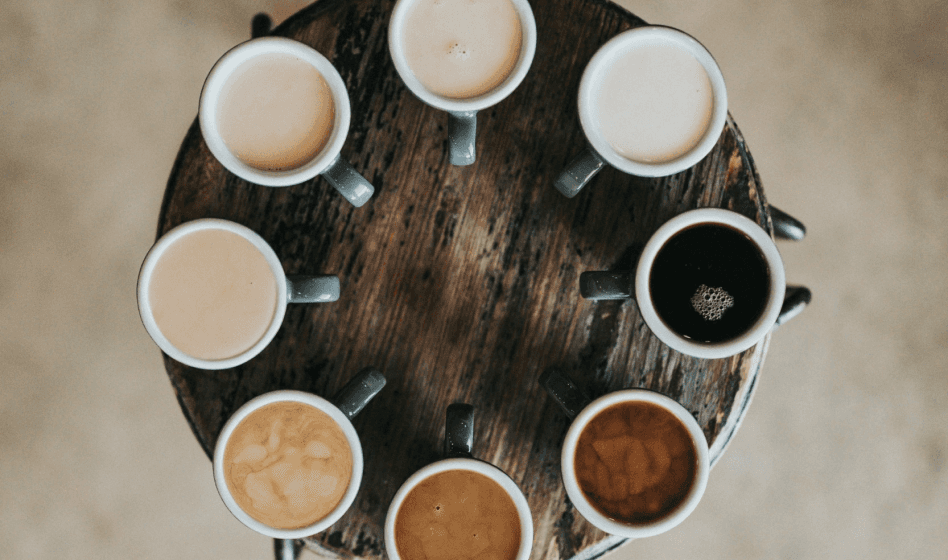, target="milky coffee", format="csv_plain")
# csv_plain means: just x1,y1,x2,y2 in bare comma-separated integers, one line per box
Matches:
596,41,713,163
148,228,278,361
395,469,521,560
217,52,335,171
402,0,522,98
223,401,353,530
